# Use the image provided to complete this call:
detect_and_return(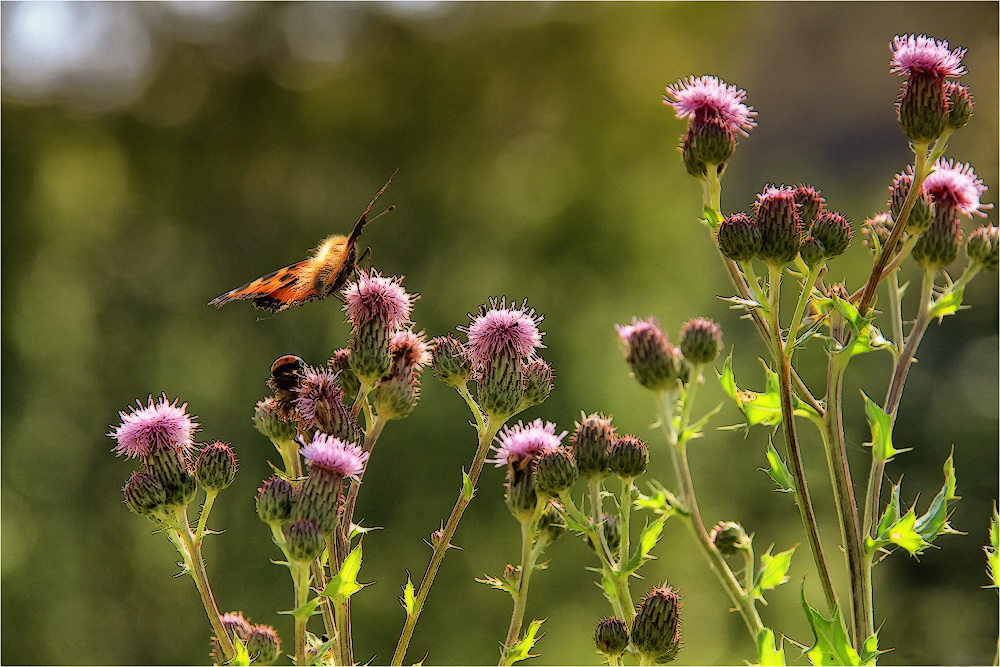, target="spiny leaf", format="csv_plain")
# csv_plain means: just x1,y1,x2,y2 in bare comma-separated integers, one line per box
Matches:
503,619,545,665
756,627,787,666
751,545,796,602
986,504,999,589
624,516,666,573
763,441,795,493
930,285,966,319
475,573,518,597
278,595,324,621
883,510,929,555
462,470,475,501
914,452,961,543
861,391,909,463
800,587,861,666
322,543,370,601
401,576,416,616
680,402,724,442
